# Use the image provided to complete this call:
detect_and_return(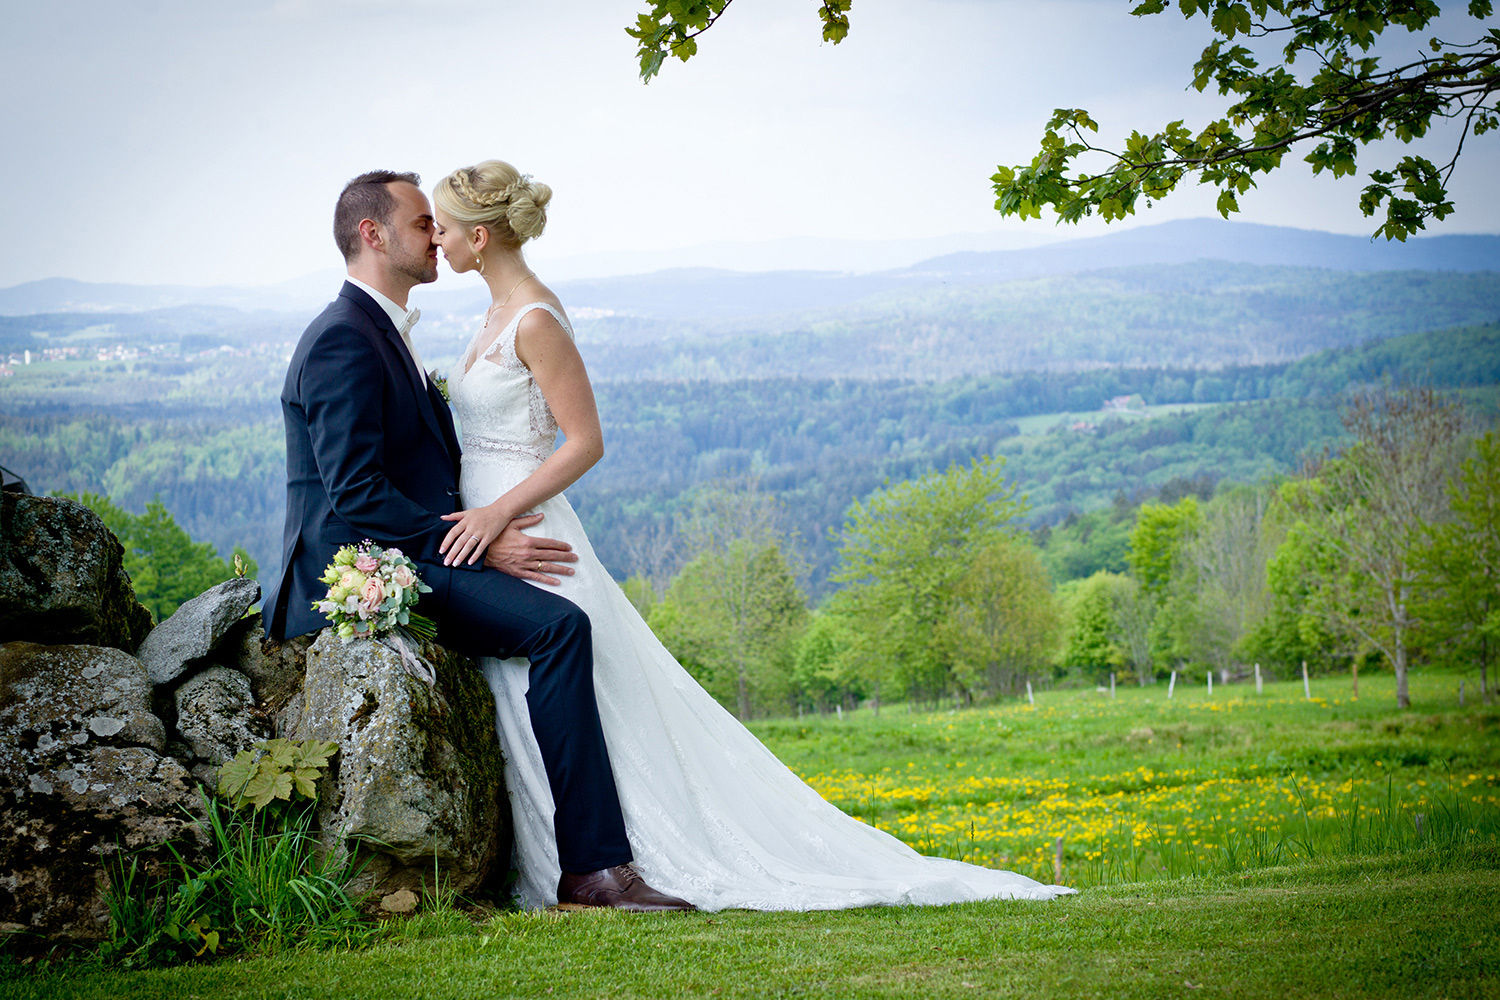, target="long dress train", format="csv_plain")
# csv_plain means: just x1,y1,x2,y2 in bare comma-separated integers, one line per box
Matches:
450,301,1074,910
